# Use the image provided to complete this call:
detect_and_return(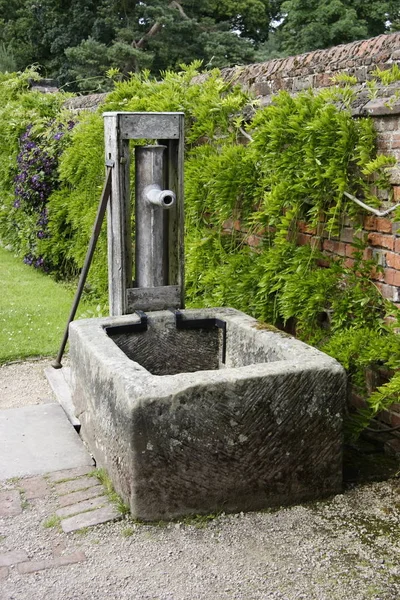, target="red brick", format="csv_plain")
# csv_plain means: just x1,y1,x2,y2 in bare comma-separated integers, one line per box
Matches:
17,551,86,574
344,258,355,269
345,244,357,258
0,490,22,517
0,566,8,581
222,218,234,230
298,232,316,247
340,228,355,243
395,238,400,253
363,247,373,261
323,239,346,255
349,392,368,411
368,232,394,250
363,216,377,230
0,550,28,567
246,234,262,247
371,267,385,282
384,268,400,287
394,186,400,202
391,133,400,149
375,217,393,233
379,410,400,428
21,476,49,500
386,251,400,270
